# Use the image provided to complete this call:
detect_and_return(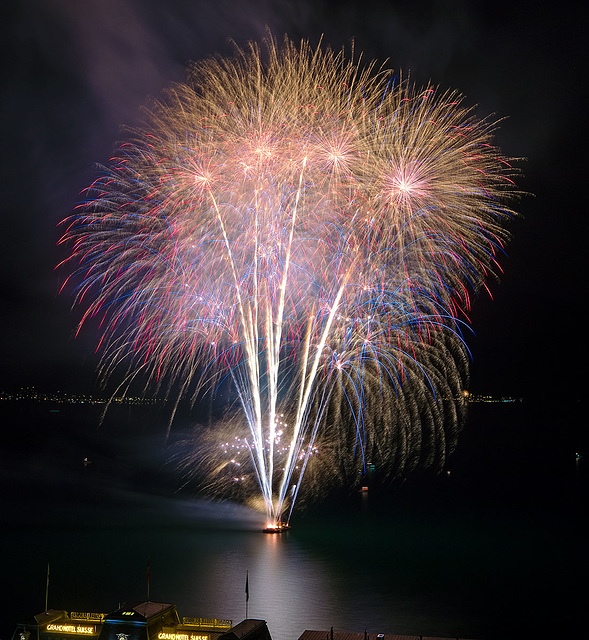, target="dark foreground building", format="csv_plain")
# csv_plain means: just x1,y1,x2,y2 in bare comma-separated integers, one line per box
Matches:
12,603,478,640
298,631,478,640
11,602,271,640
